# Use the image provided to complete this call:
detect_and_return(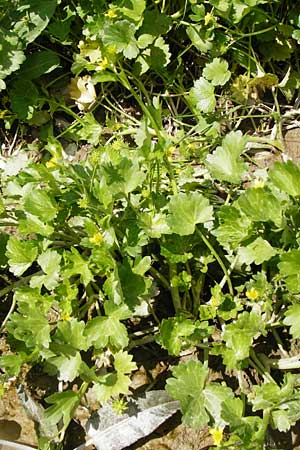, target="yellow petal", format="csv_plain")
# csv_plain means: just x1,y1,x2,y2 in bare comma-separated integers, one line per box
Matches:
89,232,103,245
210,427,223,446
246,287,259,301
